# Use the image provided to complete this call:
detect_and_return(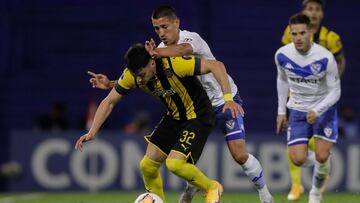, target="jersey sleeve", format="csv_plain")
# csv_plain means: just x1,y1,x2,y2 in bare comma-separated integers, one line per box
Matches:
180,32,205,54
168,56,201,77
281,26,292,45
312,55,341,116
326,31,343,55
275,51,289,115
115,68,135,95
